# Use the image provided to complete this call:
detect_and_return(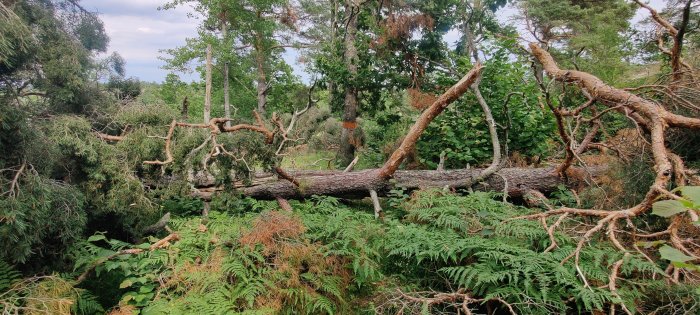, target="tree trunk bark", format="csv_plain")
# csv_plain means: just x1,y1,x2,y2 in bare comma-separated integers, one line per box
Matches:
204,44,212,123
181,96,189,120
190,166,603,201
224,62,231,126
327,0,339,106
339,0,359,166
222,21,232,127
255,29,267,115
